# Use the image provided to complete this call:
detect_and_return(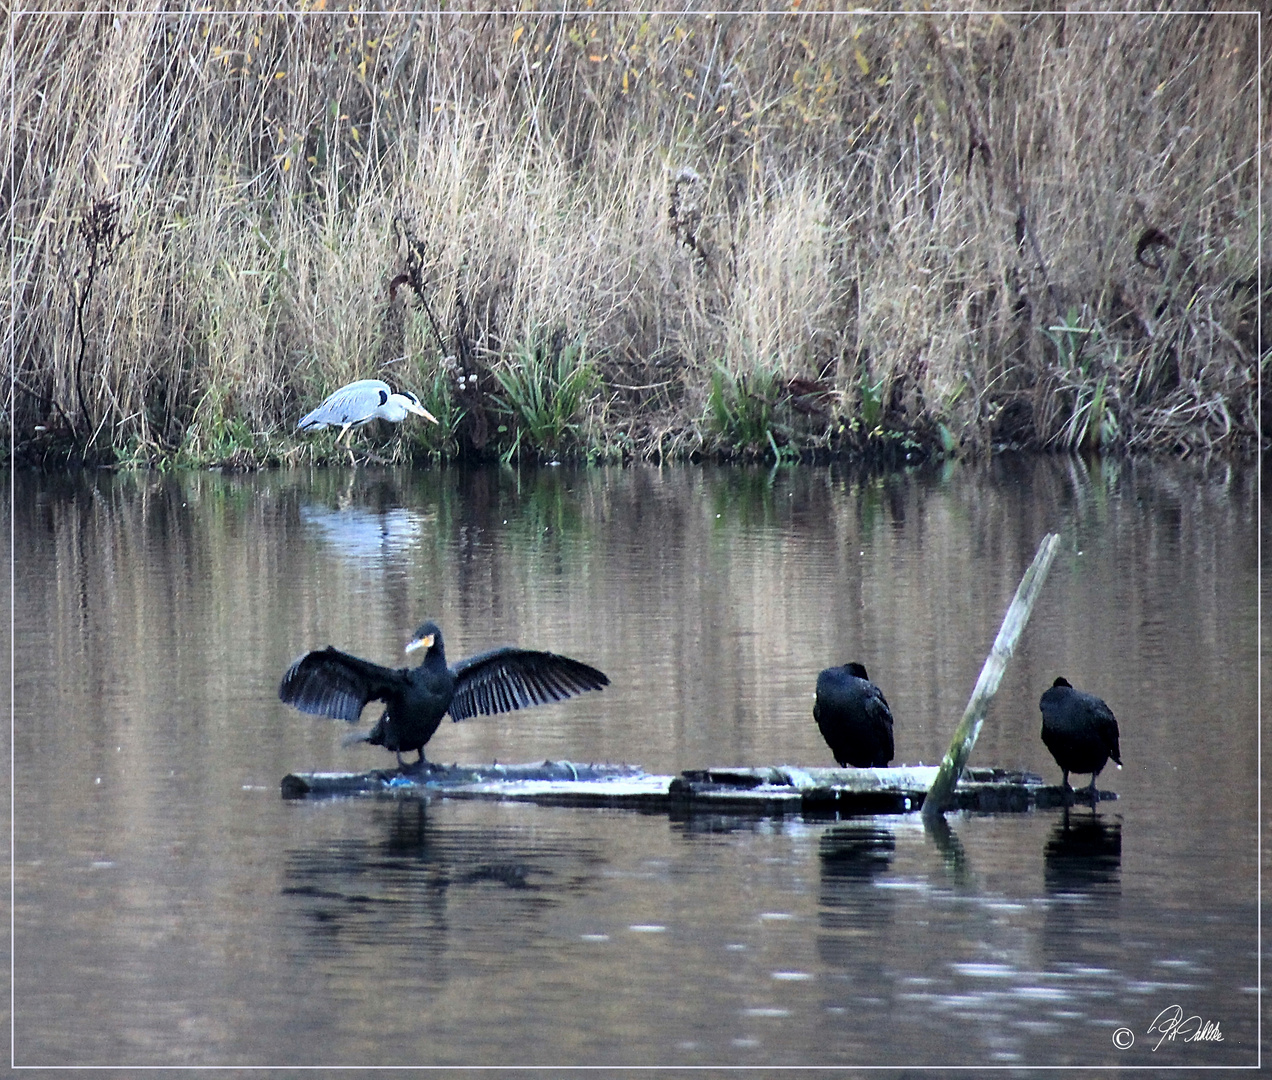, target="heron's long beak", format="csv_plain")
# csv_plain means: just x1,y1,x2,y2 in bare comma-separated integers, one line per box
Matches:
405,632,435,654
403,398,438,425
